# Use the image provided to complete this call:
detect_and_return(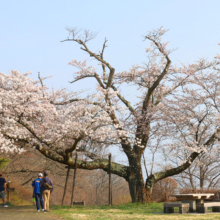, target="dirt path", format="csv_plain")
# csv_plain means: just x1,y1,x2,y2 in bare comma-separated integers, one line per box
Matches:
0,206,63,220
